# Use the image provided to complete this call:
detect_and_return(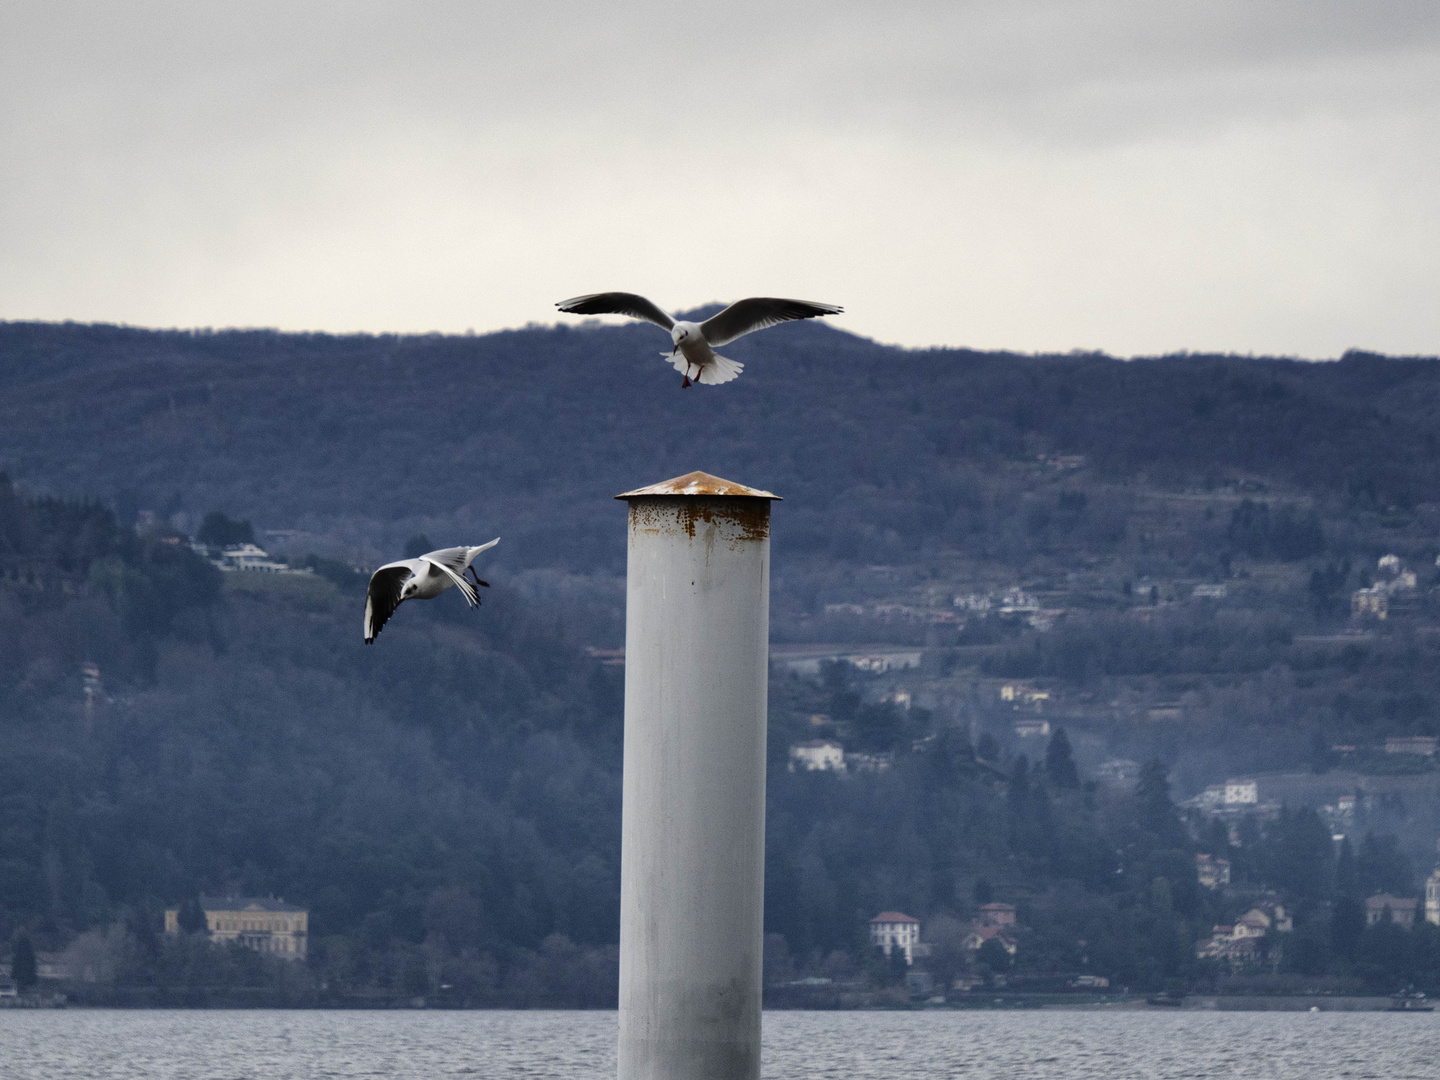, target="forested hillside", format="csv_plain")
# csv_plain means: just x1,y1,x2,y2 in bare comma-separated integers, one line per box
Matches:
4,320,1440,1004
2,320,1438,573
